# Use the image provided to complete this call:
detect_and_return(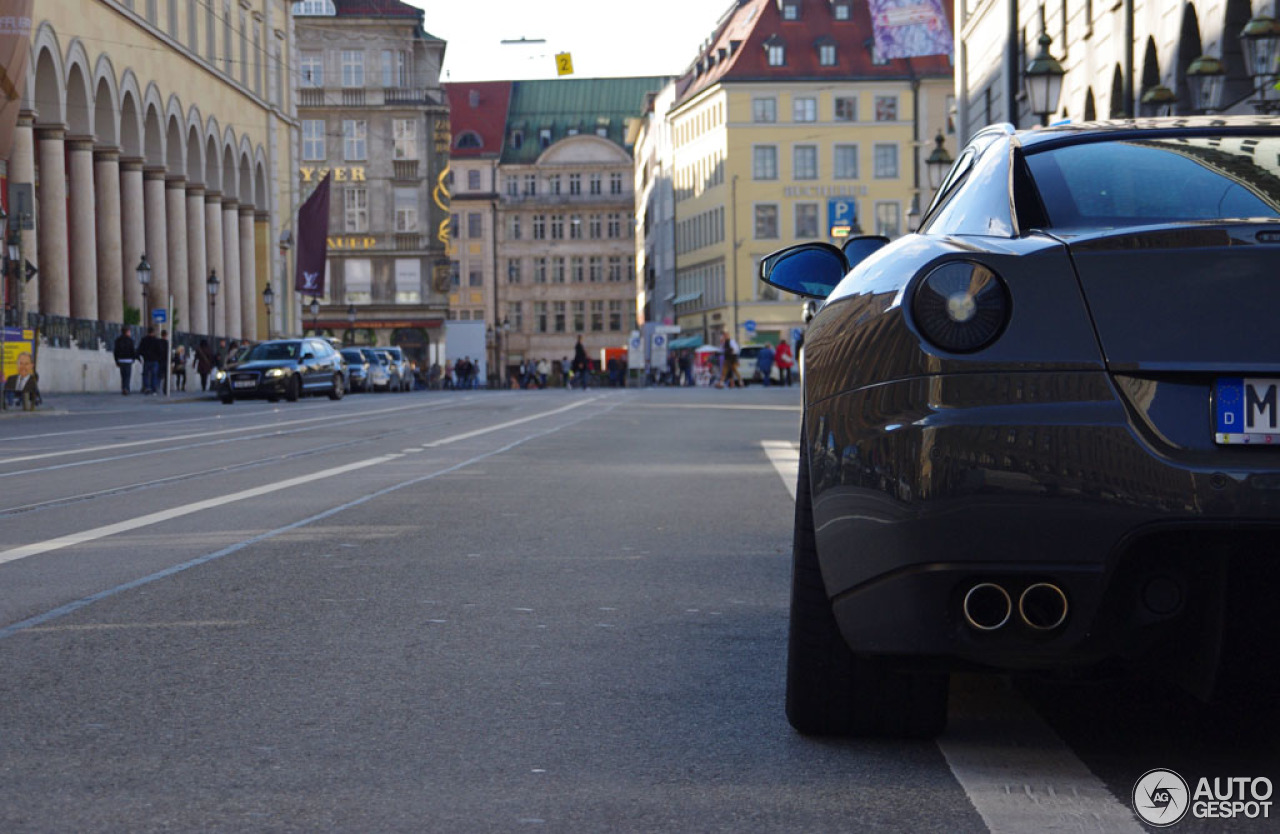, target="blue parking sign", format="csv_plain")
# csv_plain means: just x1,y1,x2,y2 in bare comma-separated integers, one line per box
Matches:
828,198,858,236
